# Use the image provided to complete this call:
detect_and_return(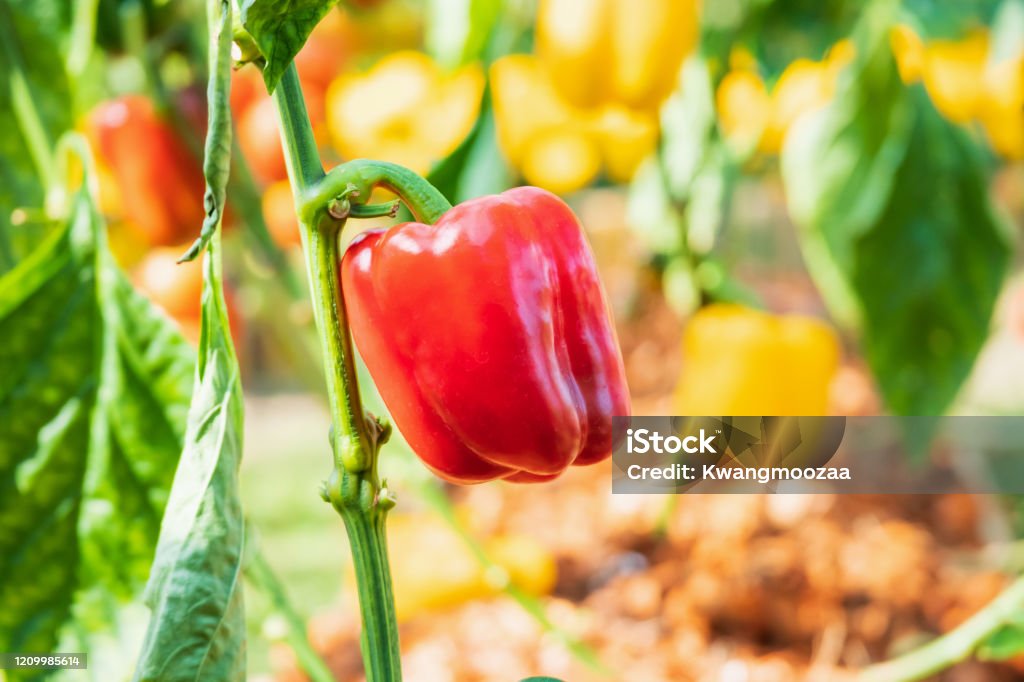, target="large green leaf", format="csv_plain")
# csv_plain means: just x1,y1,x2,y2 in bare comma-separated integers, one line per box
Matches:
133,0,247,676
781,3,1011,416
239,0,336,92
0,189,195,679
